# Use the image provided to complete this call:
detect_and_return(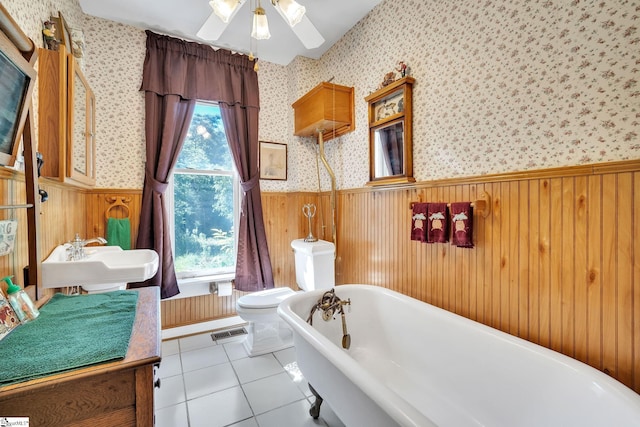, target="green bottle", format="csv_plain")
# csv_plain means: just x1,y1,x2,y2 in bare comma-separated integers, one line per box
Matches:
2,276,39,322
